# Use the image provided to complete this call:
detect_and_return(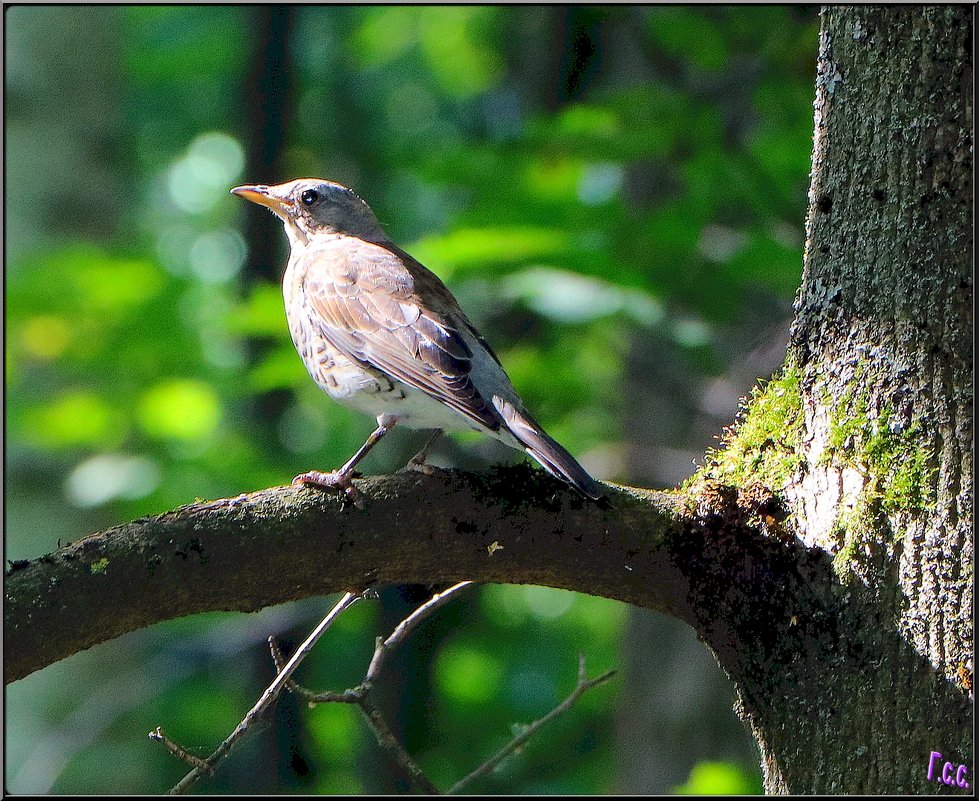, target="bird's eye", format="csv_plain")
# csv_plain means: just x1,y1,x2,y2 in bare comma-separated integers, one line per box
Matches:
300,189,319,205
